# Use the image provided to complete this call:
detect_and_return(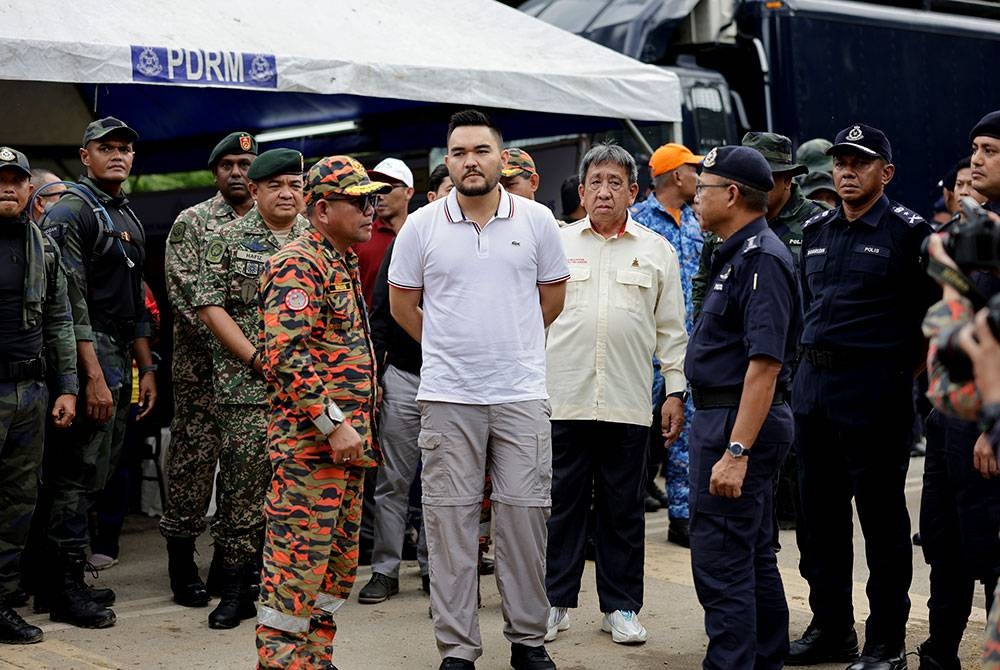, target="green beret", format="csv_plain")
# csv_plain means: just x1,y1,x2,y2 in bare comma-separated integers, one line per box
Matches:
247,148,304,182
207,131,258,168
